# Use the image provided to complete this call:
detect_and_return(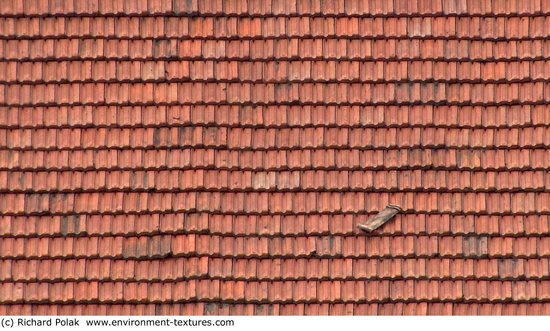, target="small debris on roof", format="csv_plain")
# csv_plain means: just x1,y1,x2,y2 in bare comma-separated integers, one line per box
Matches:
357,205,403,232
